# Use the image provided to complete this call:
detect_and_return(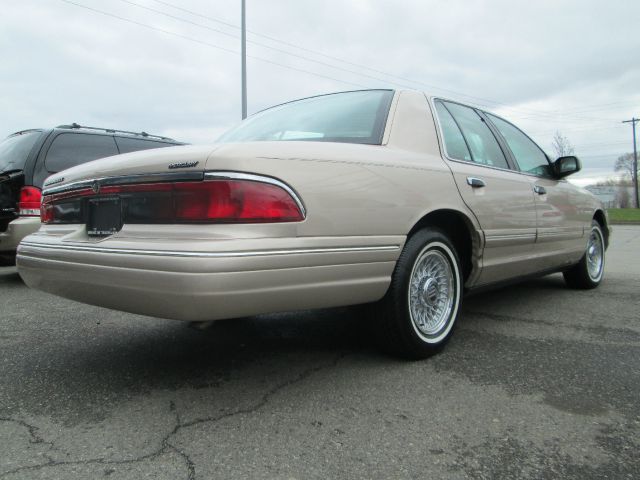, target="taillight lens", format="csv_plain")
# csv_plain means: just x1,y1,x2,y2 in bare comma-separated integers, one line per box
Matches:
18,186,42,216
41,179,304,224
172,181,303,222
